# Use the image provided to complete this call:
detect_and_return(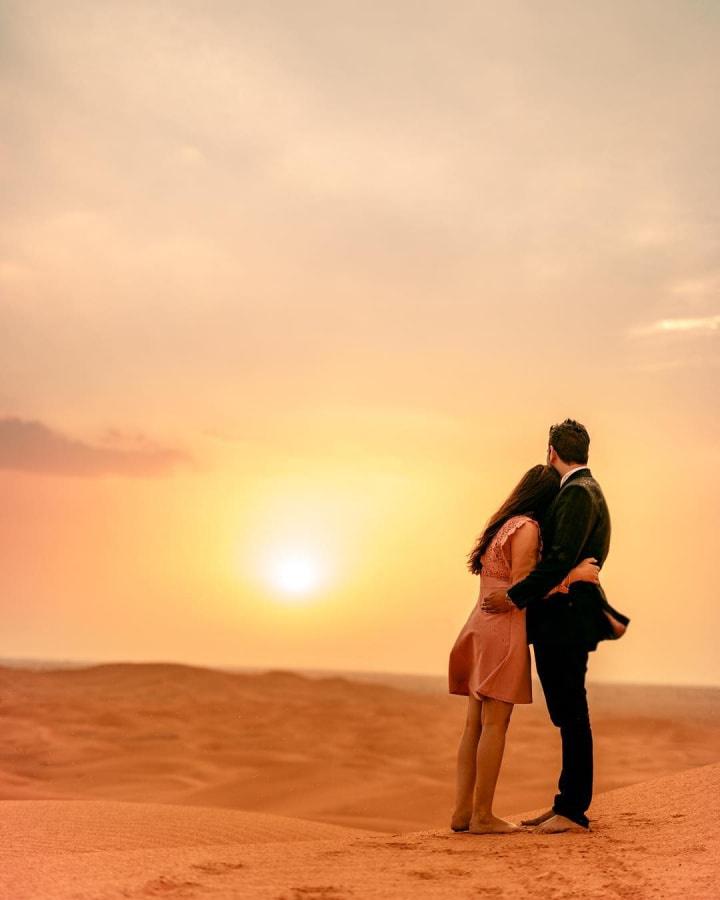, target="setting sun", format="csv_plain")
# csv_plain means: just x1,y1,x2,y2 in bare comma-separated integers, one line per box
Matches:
263,549,326,601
